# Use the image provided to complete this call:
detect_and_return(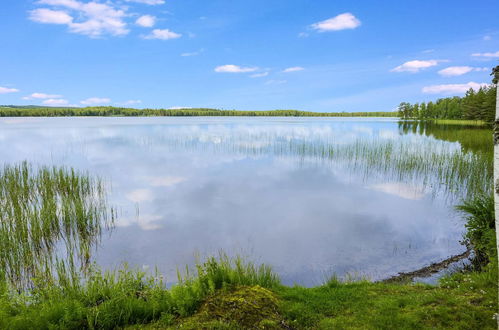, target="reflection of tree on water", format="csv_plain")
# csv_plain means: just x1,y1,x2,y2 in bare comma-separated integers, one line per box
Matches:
398,121,492,156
